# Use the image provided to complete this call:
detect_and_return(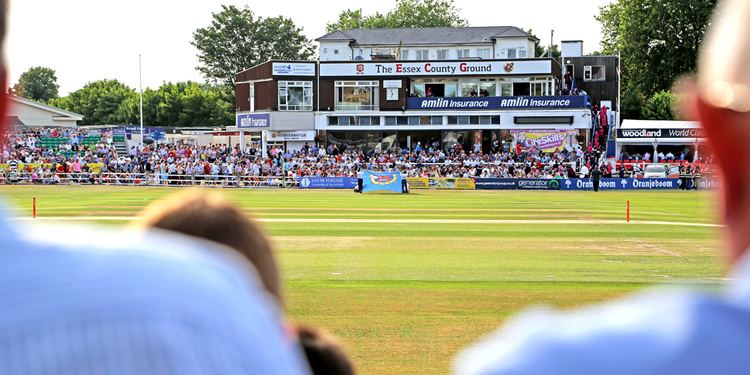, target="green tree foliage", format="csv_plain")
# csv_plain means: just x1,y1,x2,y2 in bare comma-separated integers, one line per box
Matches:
596,0,717,118
193,5,314,85
50,80,136,125
325,0,468,32
13,66,60,103
642,91,676,120
119,82,234,127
